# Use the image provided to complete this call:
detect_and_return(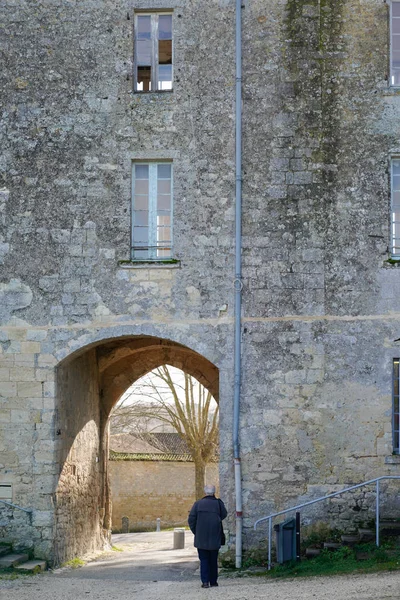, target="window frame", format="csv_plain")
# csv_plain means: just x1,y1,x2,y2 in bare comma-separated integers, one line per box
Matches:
390,1,400,88
393,359,400,454
131,161,174,261
133,11,173,93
